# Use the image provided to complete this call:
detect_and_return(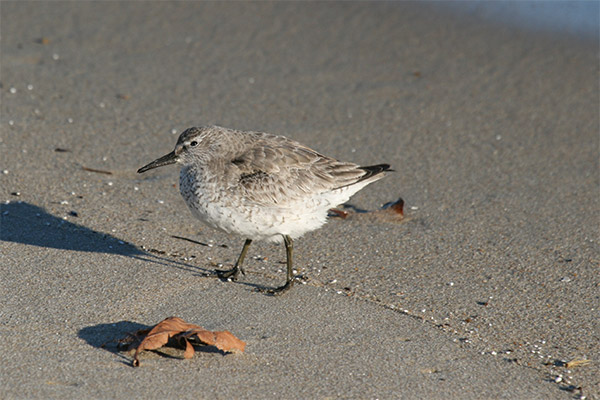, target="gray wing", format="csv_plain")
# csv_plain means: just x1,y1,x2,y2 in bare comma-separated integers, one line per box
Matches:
228,136,367,206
